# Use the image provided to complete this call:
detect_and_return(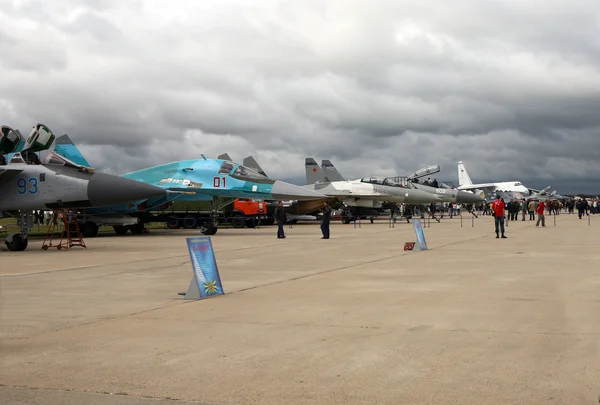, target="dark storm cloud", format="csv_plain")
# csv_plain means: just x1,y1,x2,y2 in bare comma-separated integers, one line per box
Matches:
1,0,599,194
